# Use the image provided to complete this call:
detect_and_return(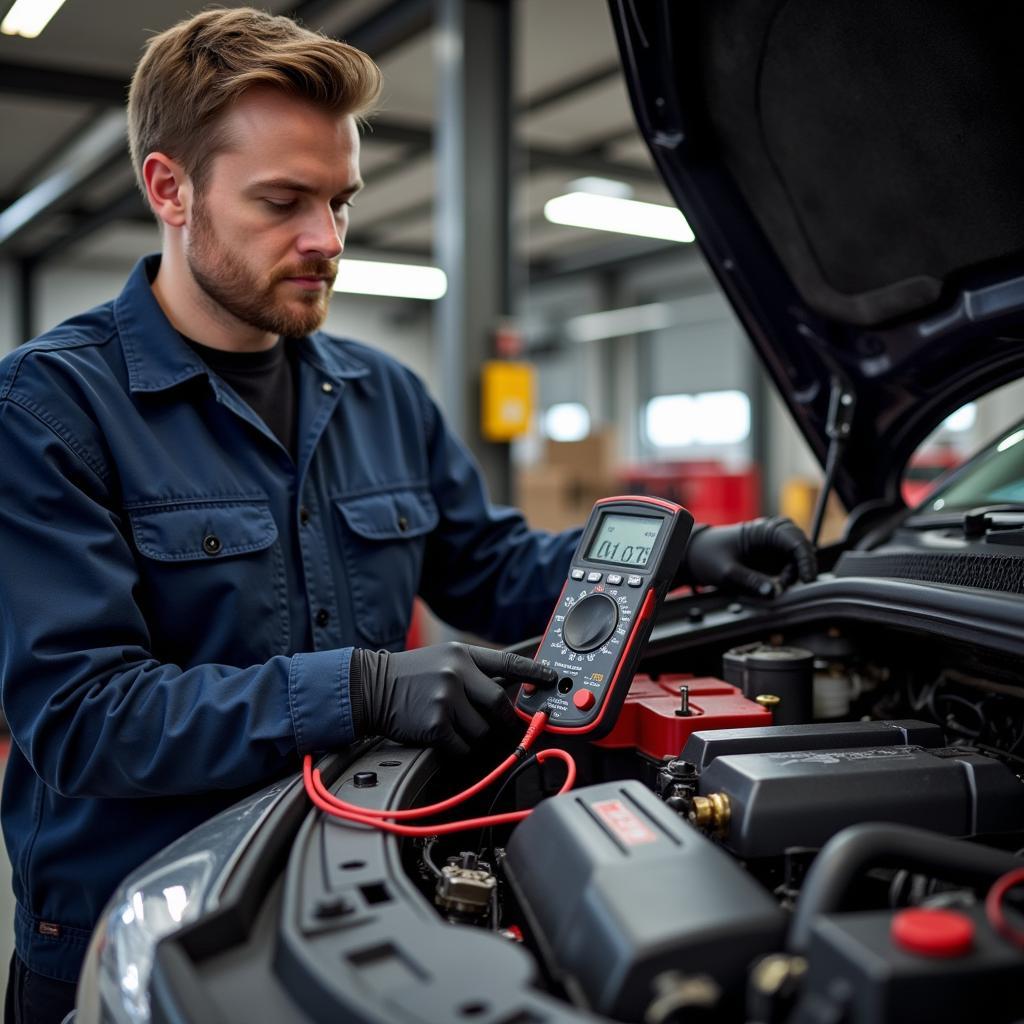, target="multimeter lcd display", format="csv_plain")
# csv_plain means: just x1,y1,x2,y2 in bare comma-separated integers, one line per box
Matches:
585,513,663,567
